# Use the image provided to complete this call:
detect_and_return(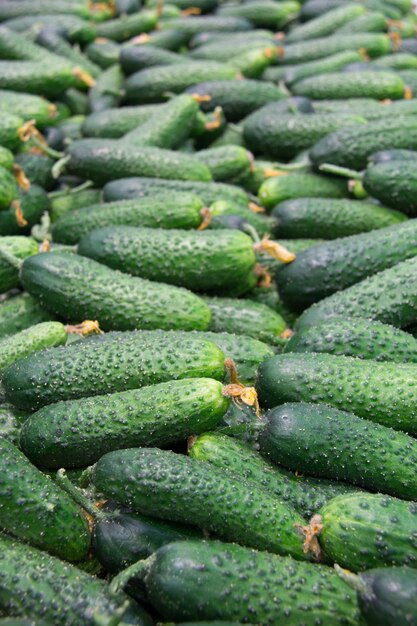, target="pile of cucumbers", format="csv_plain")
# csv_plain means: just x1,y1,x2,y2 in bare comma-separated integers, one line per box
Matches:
2,0,417,624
